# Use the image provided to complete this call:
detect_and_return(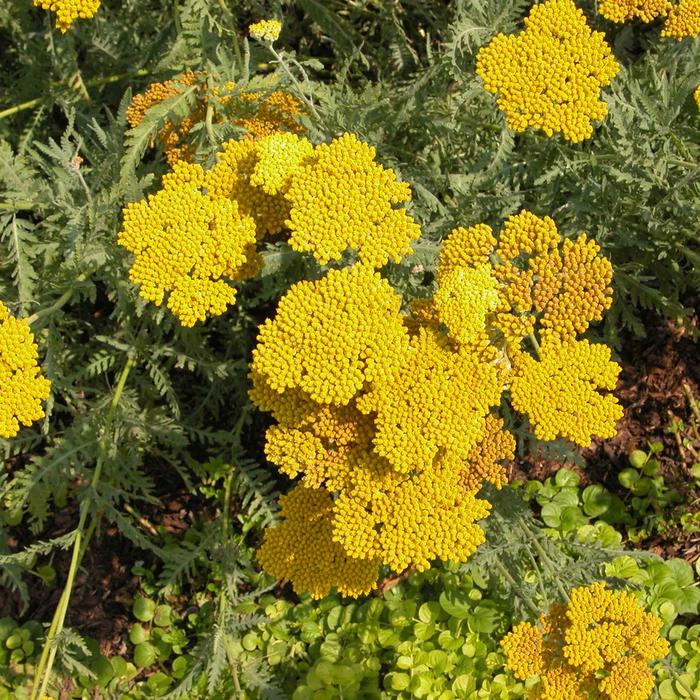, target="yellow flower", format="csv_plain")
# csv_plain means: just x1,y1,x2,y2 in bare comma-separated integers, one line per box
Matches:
257,485,379,599
33,0,100,31
251,265,409,405
118,161,257,326
502,582,669,700
599,0,671,22
250,132,315,195
662,0,700,37
332,461,491,572
126,76,305,165
510,338,623,446
0,302,51,439
248,18,283,43
436,224,497,282
284,133,421,267
433,264,500,346
476,0,620,142
357,327,503,473
500,621,546,680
